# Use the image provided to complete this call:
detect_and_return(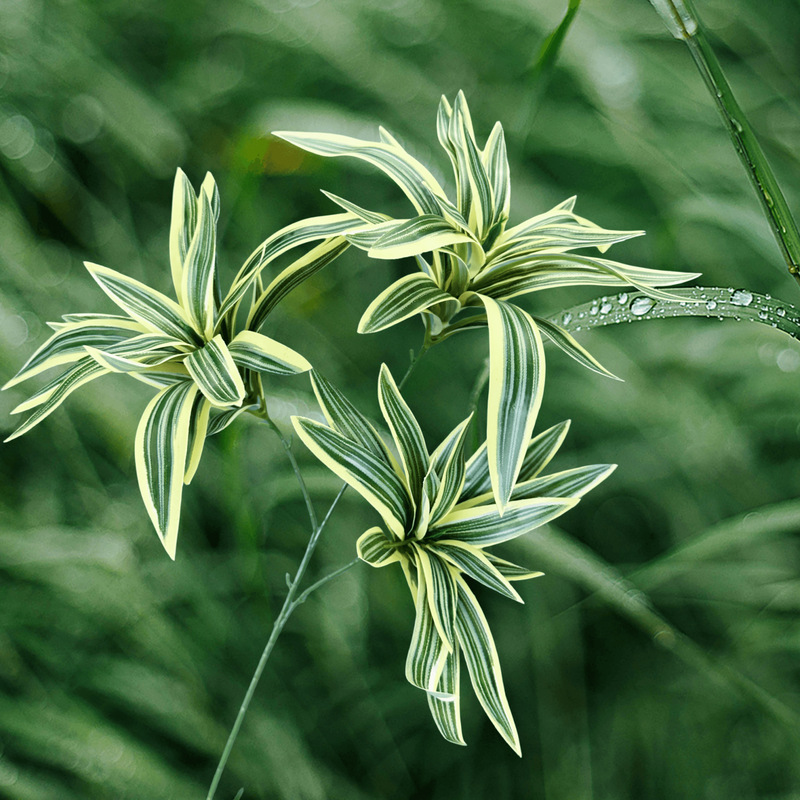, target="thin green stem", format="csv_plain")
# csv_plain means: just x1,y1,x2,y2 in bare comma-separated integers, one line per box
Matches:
398,333,433,390
648,0,800,289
